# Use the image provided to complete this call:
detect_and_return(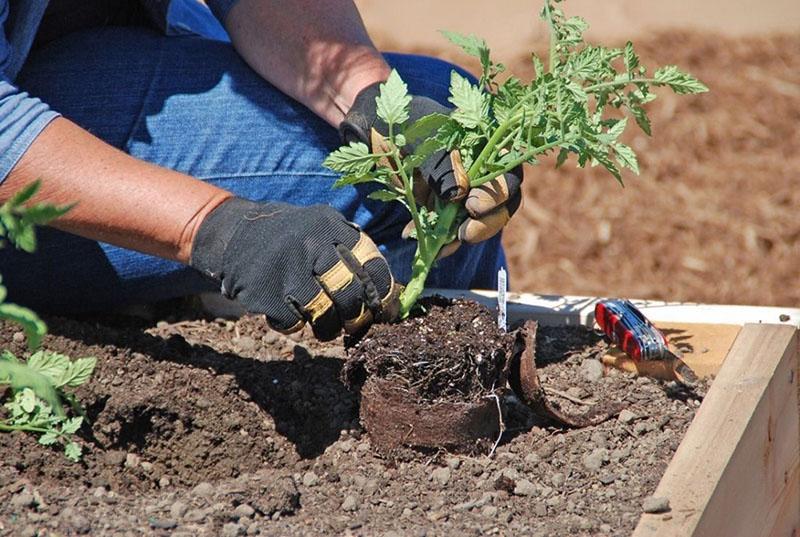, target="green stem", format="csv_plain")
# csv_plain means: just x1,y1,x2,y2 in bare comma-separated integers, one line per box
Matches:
392,147,428,260
543,1,558,73
584,78,660,92
398,202,460,317
0,422,51,434
471,138,567,187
